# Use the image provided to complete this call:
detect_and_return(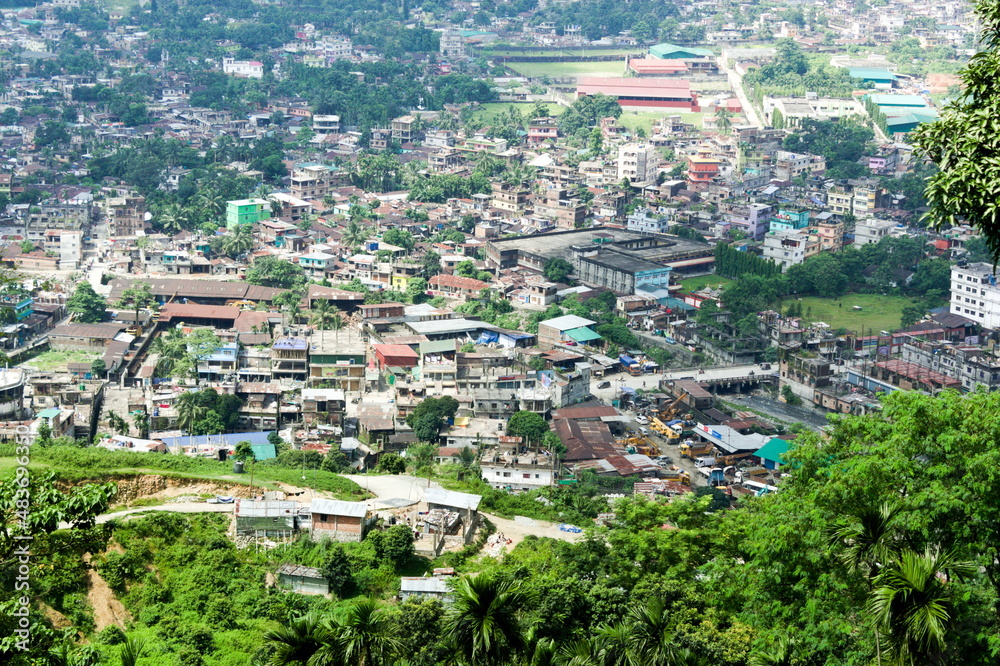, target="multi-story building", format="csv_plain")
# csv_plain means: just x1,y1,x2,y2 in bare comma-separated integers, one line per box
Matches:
439,29,465,57
617,143,659,183
773,151,825,182
290,164,346,200
43,229,84,270
627,209,671,234
769,207,811,232
725,202,773,240
686,152,723,190
490,182,529,217
24,203,92,243
533,188,587,229
307,328,367,392
854,218,896,245
312,115,341,134
950,263,1000,328
226,198,271,229
222,57,264,78
105,196,146,237
527,117,559,144
271,337,309,383
762,229,809,270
